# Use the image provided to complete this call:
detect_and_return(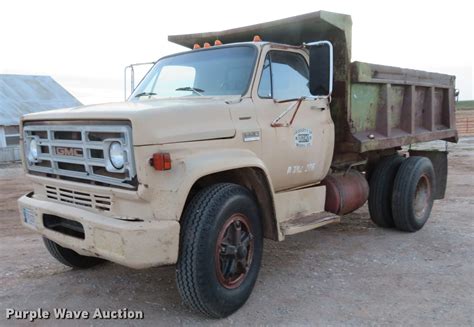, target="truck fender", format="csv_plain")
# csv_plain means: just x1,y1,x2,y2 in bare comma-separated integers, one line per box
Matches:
181,149,281,240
